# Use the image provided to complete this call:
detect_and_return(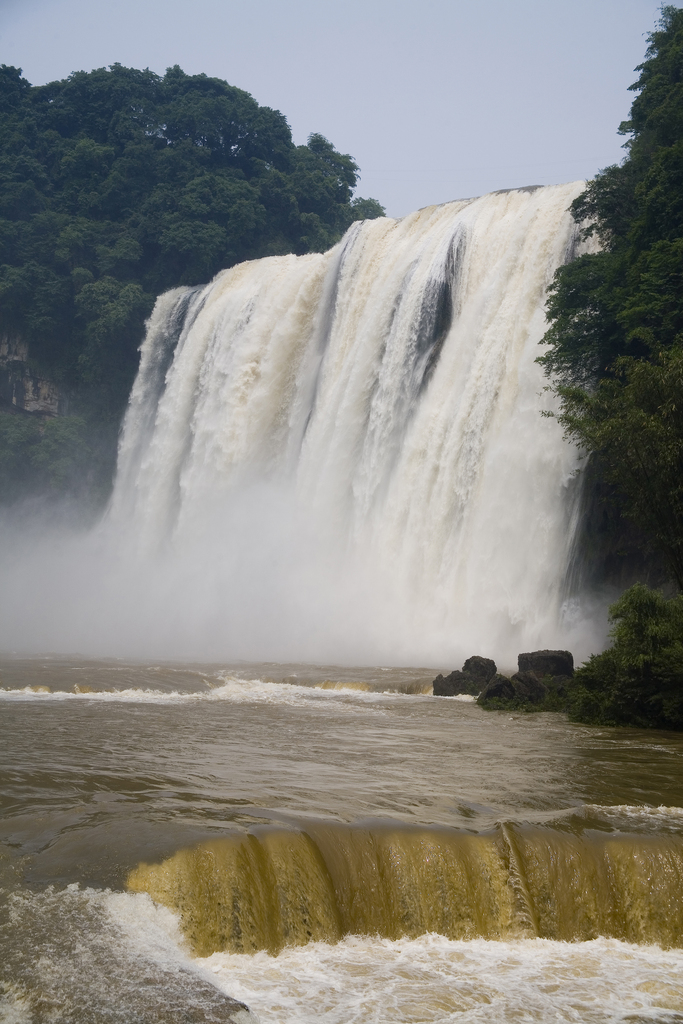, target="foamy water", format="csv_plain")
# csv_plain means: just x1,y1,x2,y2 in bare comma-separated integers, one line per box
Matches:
7,882,683,1024
0,675,429,713
203,933,683,1024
